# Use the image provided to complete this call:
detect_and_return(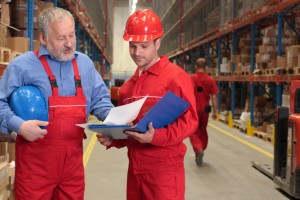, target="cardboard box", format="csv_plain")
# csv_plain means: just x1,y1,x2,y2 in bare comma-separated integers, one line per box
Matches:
33,40,40,51
0,142,7,156
6,37,29,53
277,56,286,69
241,54,251,63
0,25,7,38
270,59,277,68
10,28,39,40
0,187,7,200
297,55,300,68
36,1,54,12
259,45,276,54
287,45,300,56
262,37,277,45
0,37,6,48
7,143,15,162
287,55,298,68
1,2,10,25
256,53,262,63
11,12,38,29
